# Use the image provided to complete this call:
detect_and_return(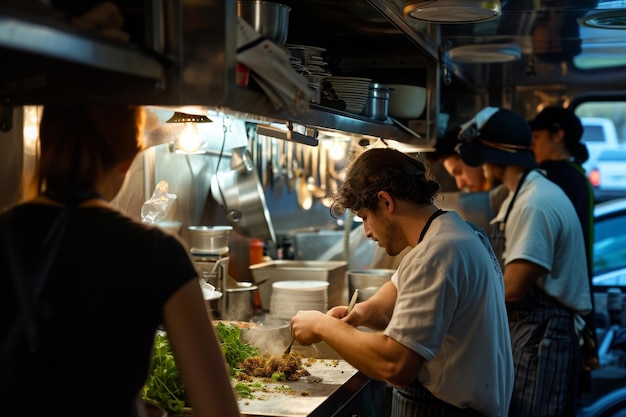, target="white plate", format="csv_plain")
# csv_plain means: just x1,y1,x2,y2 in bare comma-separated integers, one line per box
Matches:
272,280,330,291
